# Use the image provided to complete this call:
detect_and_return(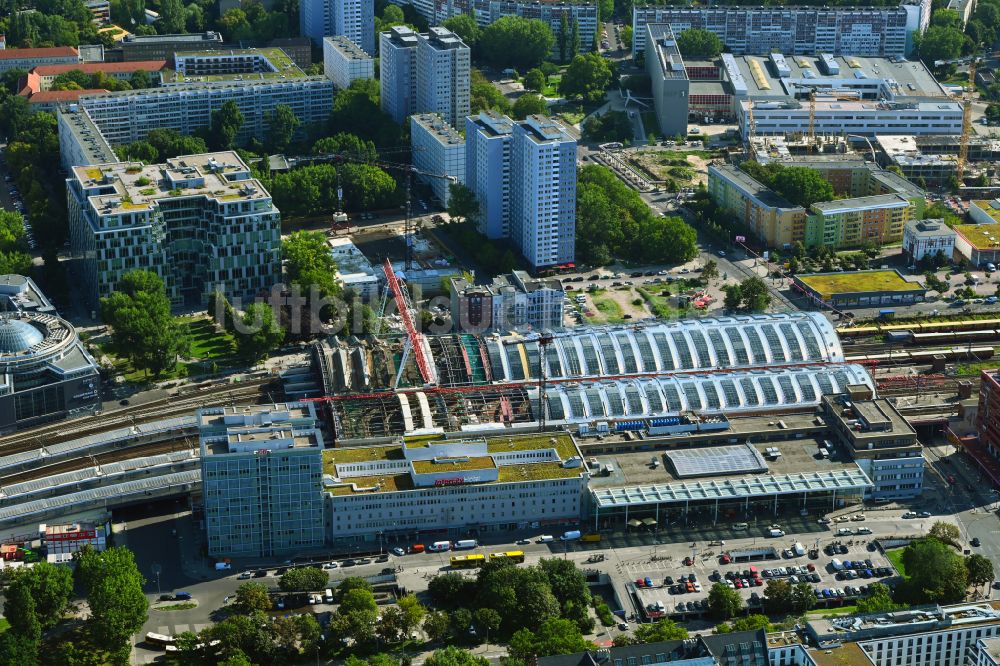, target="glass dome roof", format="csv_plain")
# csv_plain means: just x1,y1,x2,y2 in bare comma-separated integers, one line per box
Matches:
0,317,44,353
